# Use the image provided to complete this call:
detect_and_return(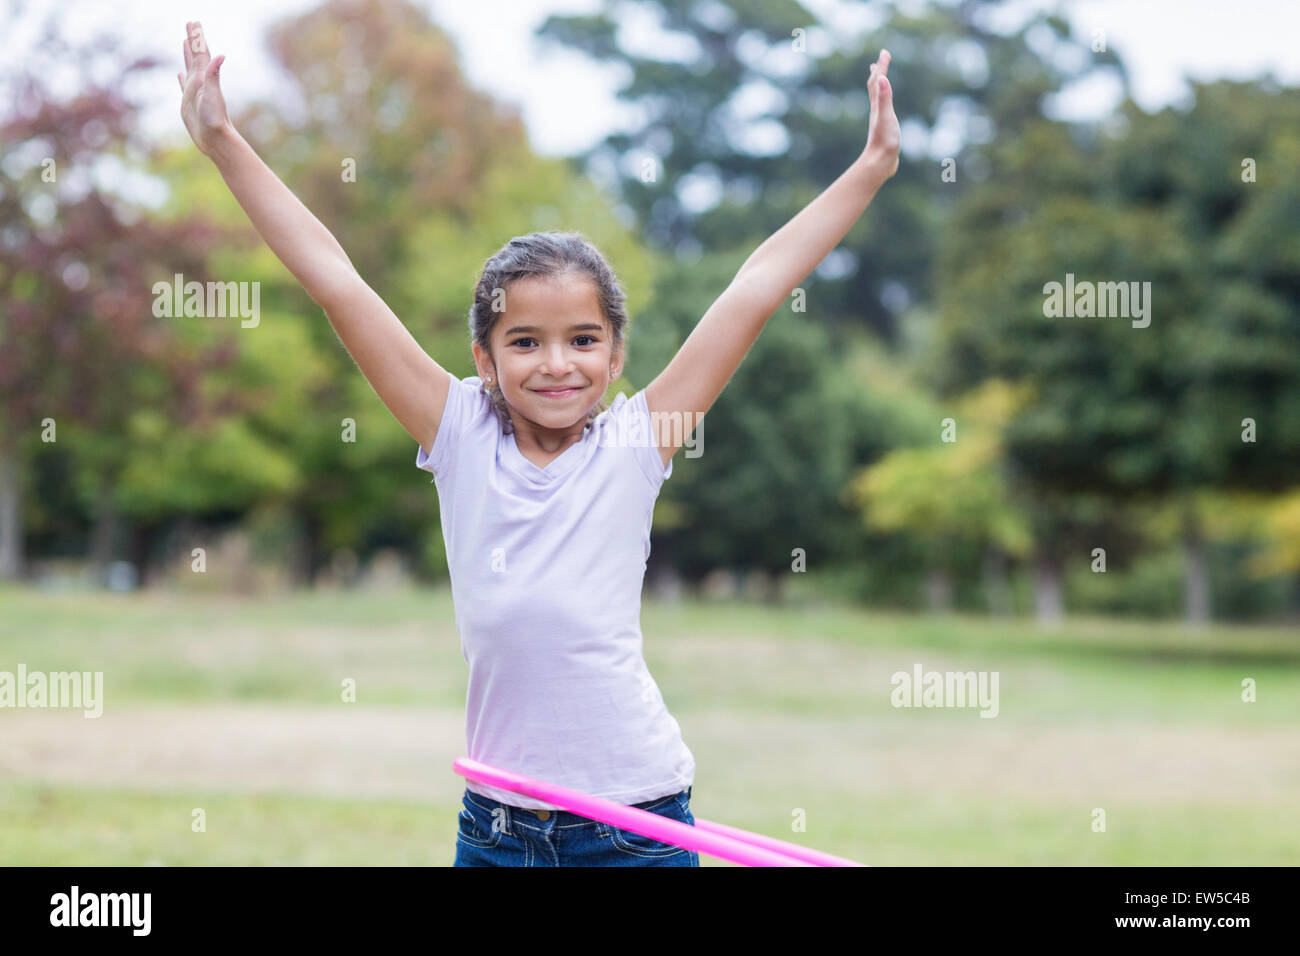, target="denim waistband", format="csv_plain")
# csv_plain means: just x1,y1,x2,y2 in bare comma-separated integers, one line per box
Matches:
466,785,691,823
